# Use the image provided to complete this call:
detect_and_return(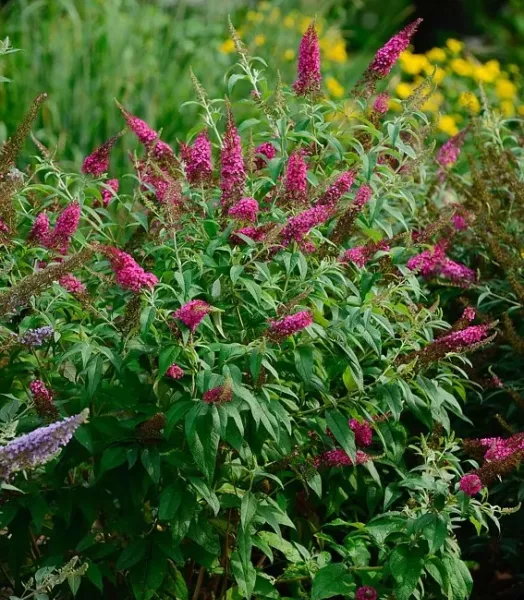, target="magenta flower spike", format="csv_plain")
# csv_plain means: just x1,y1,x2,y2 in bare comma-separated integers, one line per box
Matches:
368,18,423,78
293,22,322,96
